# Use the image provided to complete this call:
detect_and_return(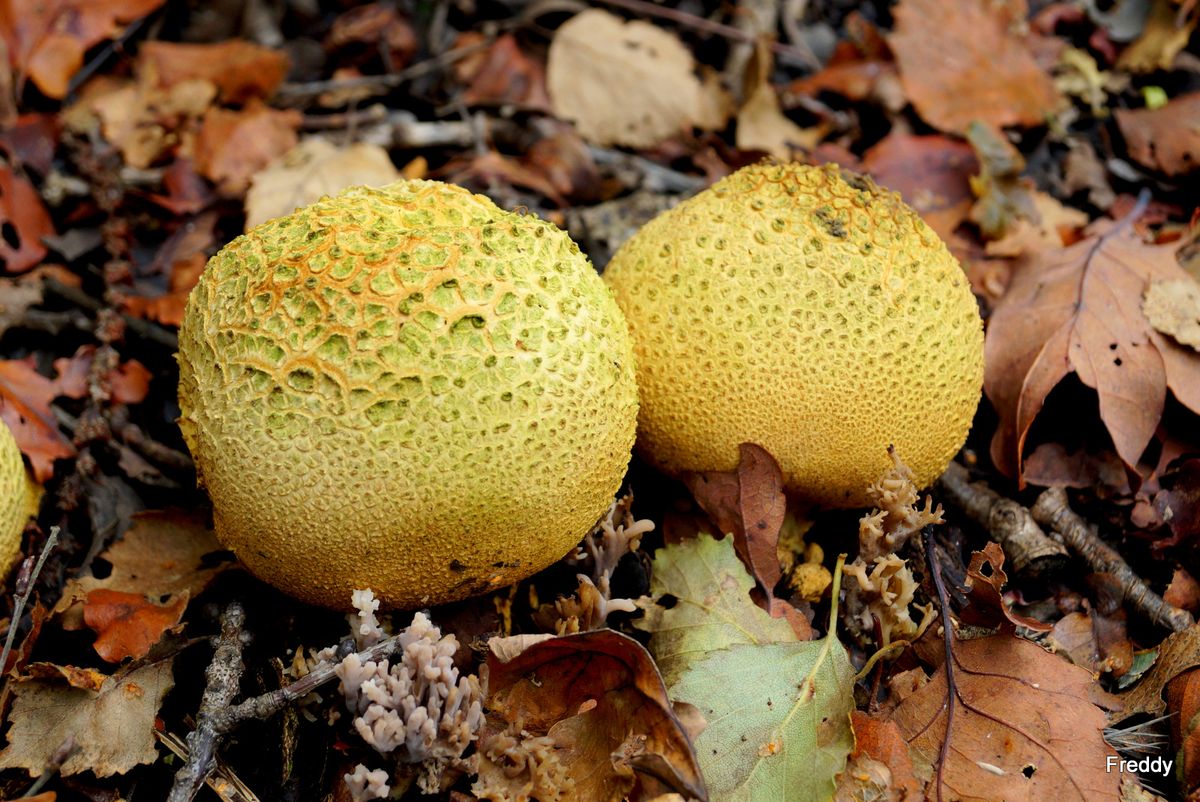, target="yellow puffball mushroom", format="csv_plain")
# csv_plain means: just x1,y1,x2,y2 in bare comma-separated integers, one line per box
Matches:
177,181,638,609
0,420,31,577
603,163,984,507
